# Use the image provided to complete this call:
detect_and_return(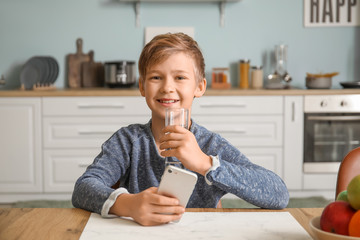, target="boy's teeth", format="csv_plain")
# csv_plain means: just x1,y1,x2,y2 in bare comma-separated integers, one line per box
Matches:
161,100,176,103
